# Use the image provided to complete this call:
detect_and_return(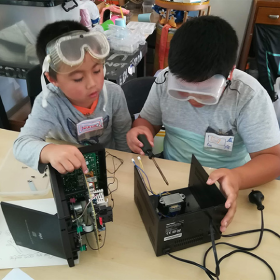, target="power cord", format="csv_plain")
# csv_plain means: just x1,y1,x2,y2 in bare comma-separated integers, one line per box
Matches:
168,192,280,280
